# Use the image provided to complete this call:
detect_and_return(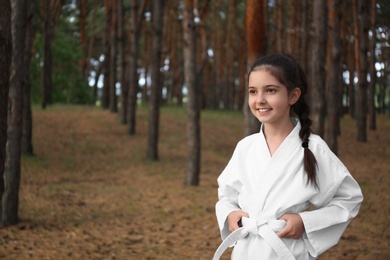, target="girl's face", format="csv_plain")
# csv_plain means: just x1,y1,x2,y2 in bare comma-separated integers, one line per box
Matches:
248,69,300,125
